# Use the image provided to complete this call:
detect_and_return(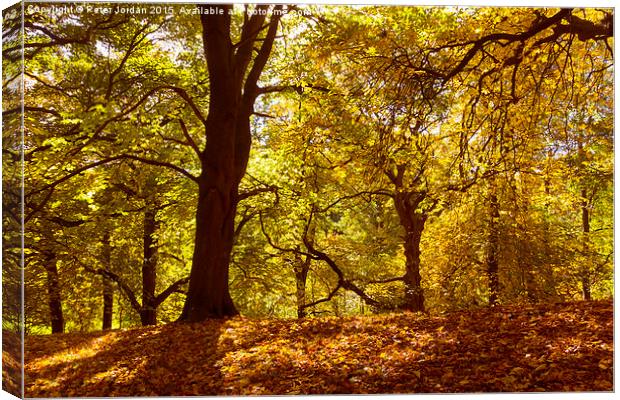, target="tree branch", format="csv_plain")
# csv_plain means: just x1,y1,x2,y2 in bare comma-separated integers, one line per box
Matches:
178,118,202,156
154,277,190,307
27,154,198,198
